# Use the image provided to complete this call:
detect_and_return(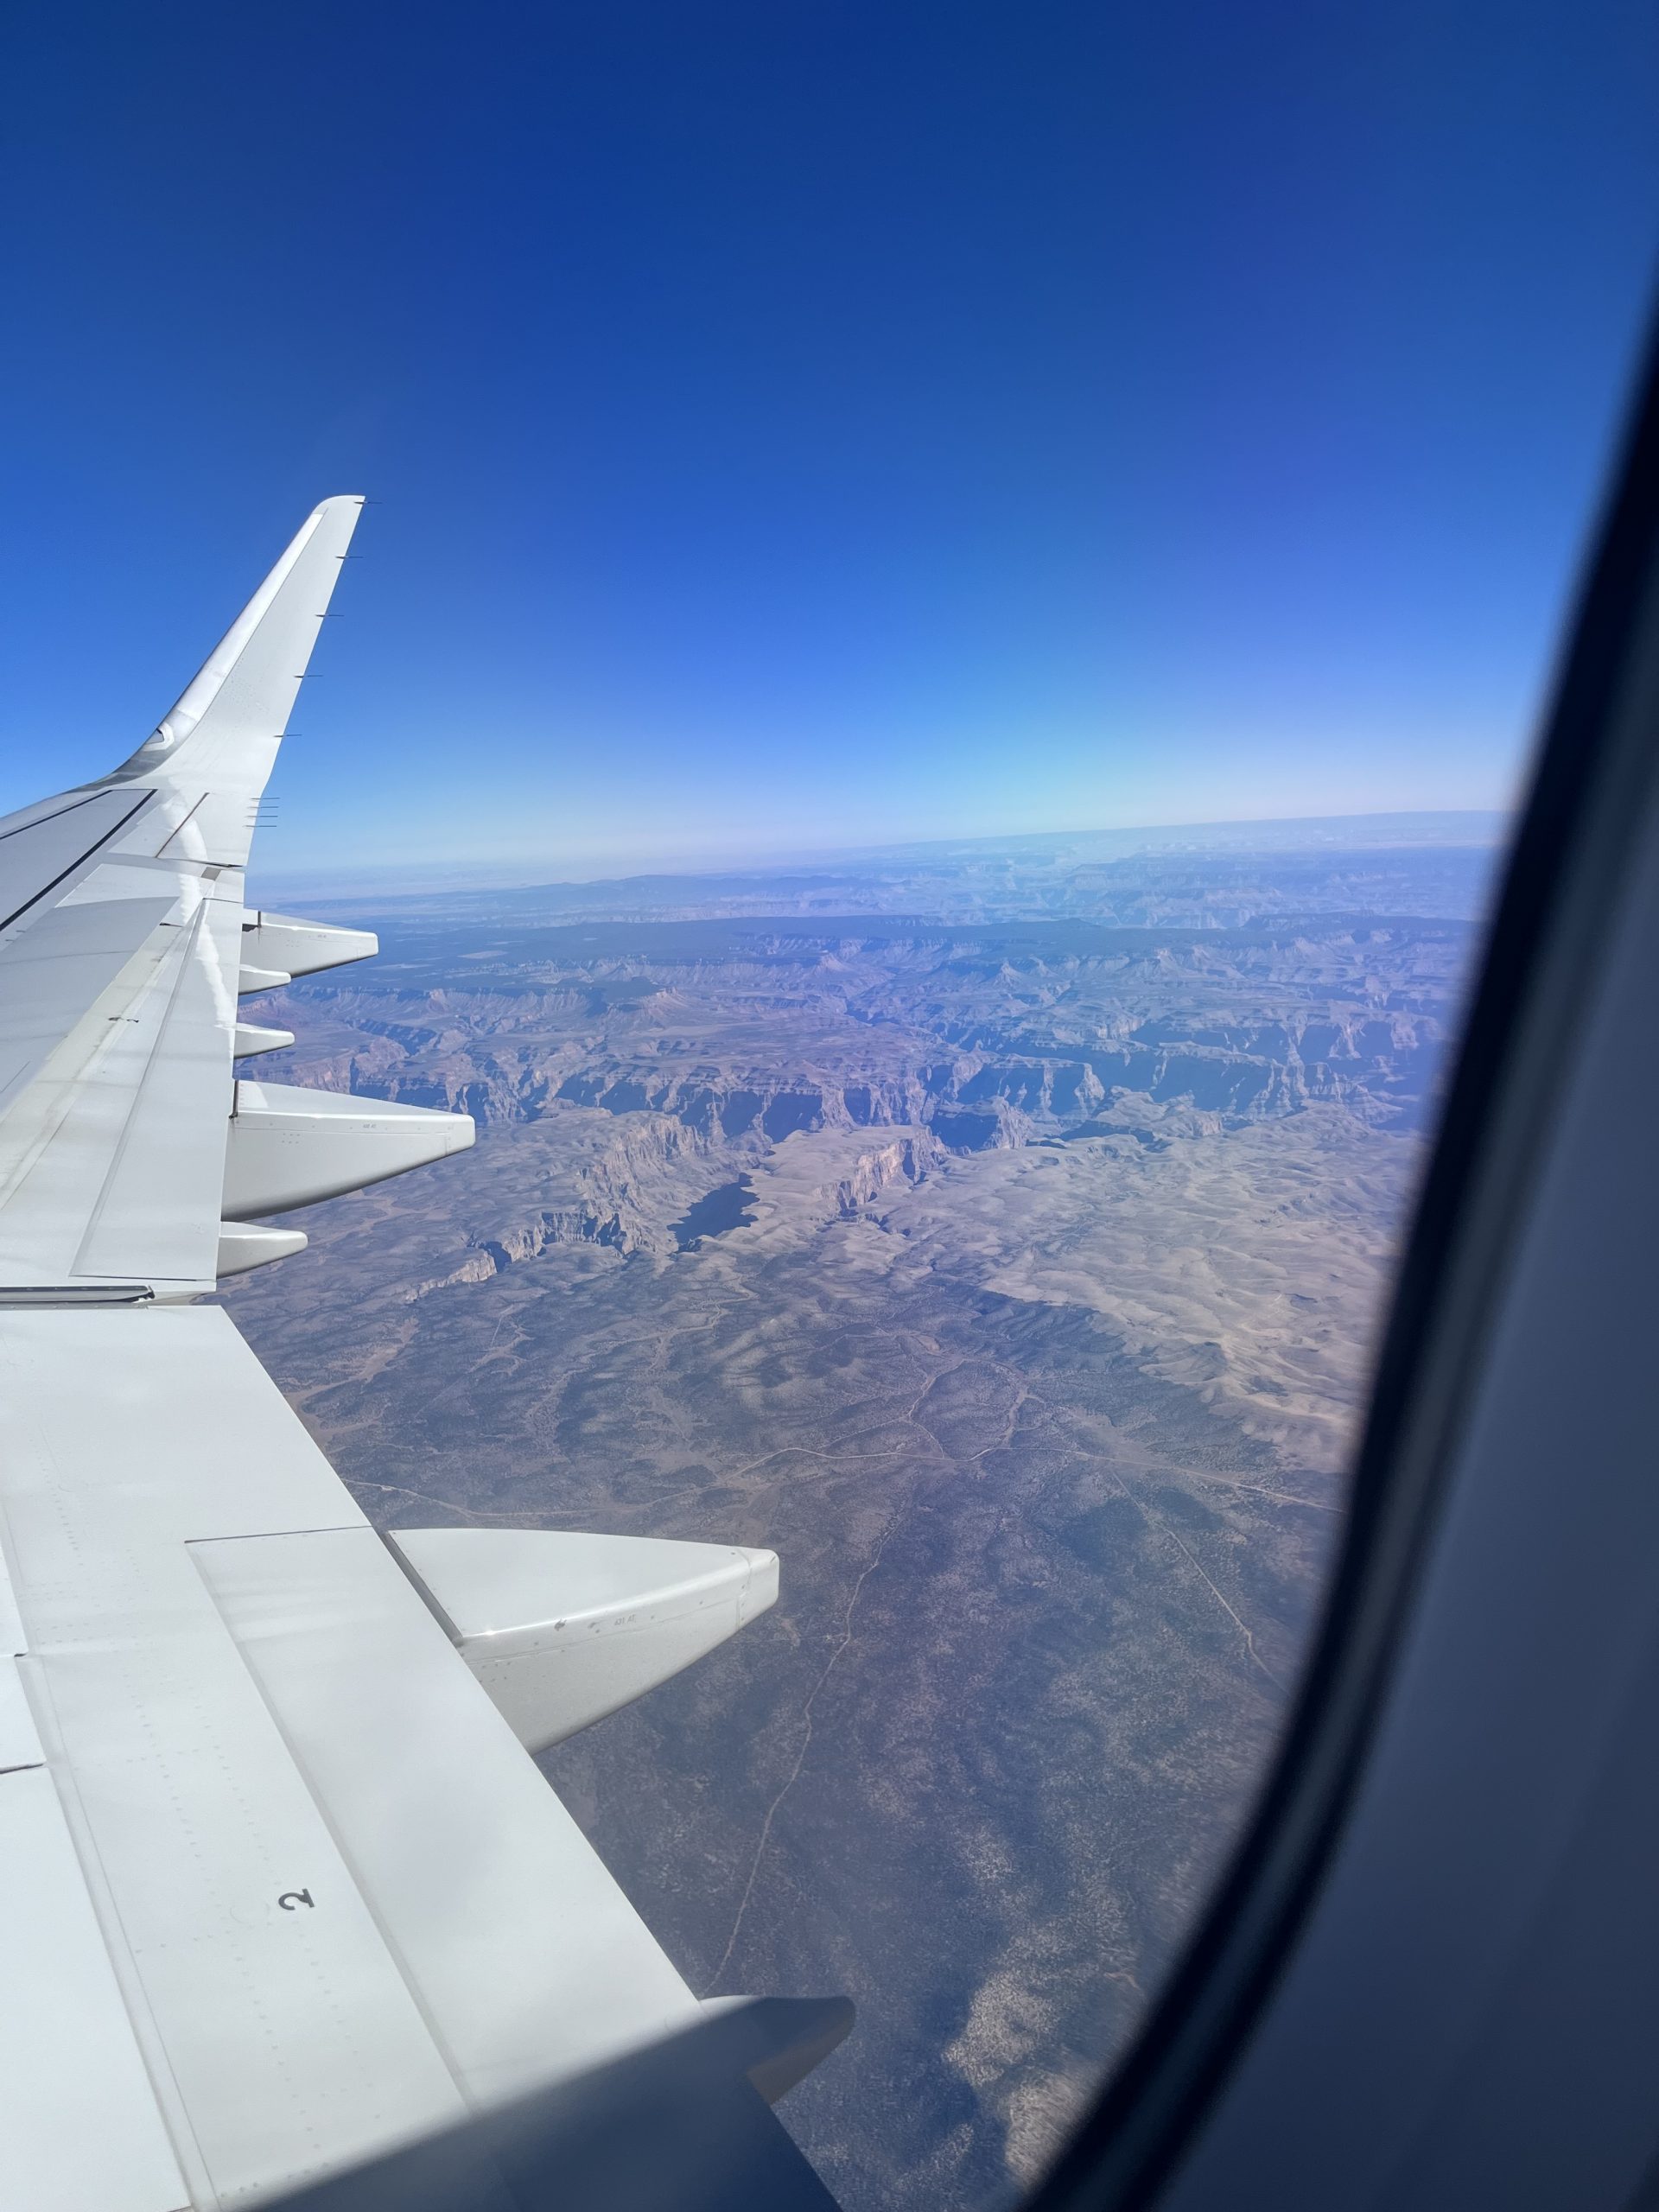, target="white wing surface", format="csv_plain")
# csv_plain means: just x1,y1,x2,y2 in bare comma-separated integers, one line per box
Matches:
0,505,806,2209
